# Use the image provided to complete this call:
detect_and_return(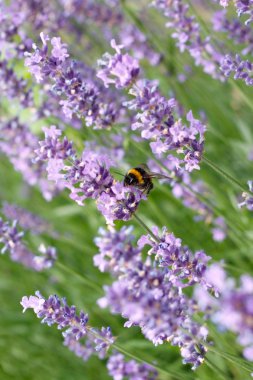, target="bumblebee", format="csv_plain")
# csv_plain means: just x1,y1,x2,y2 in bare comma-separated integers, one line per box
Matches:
123,164,172,194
